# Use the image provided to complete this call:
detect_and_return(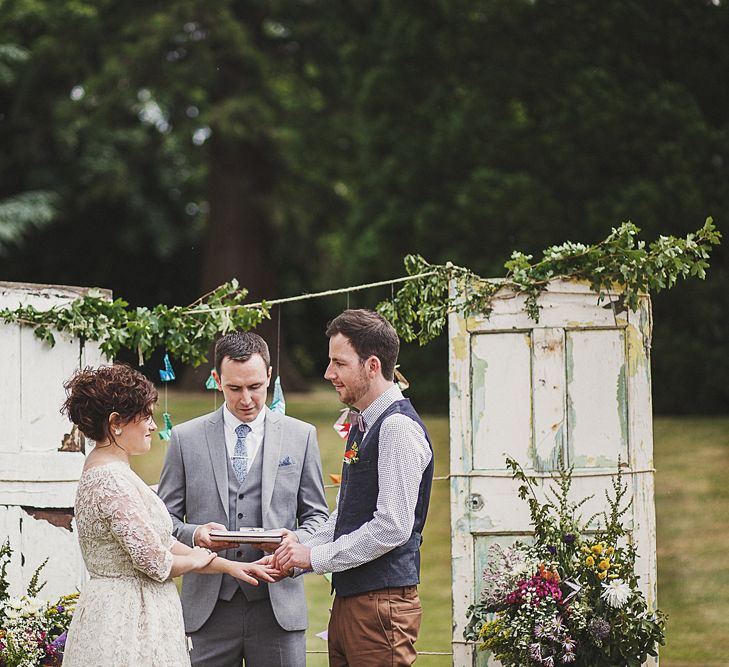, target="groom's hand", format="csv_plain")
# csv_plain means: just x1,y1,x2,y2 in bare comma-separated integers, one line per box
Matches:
252,554,289,582
195,522,239,551
274,540,312,572
259,527,297,553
